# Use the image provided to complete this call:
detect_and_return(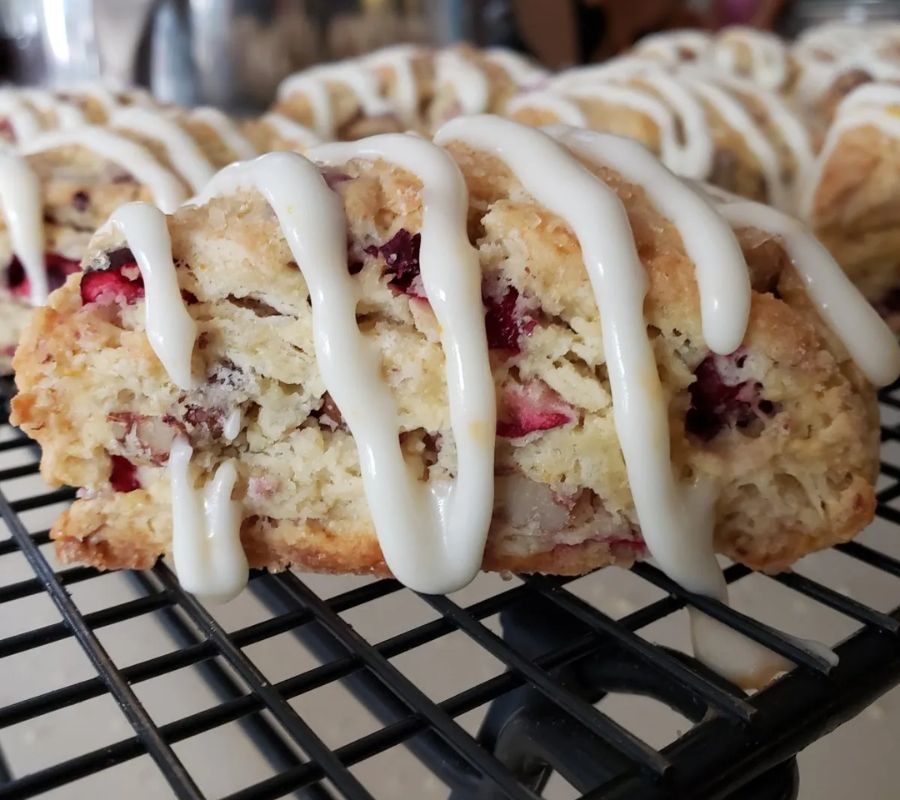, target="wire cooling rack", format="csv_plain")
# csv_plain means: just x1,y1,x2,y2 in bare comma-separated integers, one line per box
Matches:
0,377,899,800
